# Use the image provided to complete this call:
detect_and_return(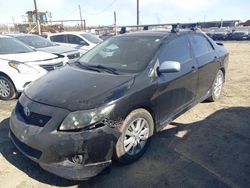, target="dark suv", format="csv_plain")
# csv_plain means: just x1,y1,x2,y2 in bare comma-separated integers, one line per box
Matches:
10,30,229,180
